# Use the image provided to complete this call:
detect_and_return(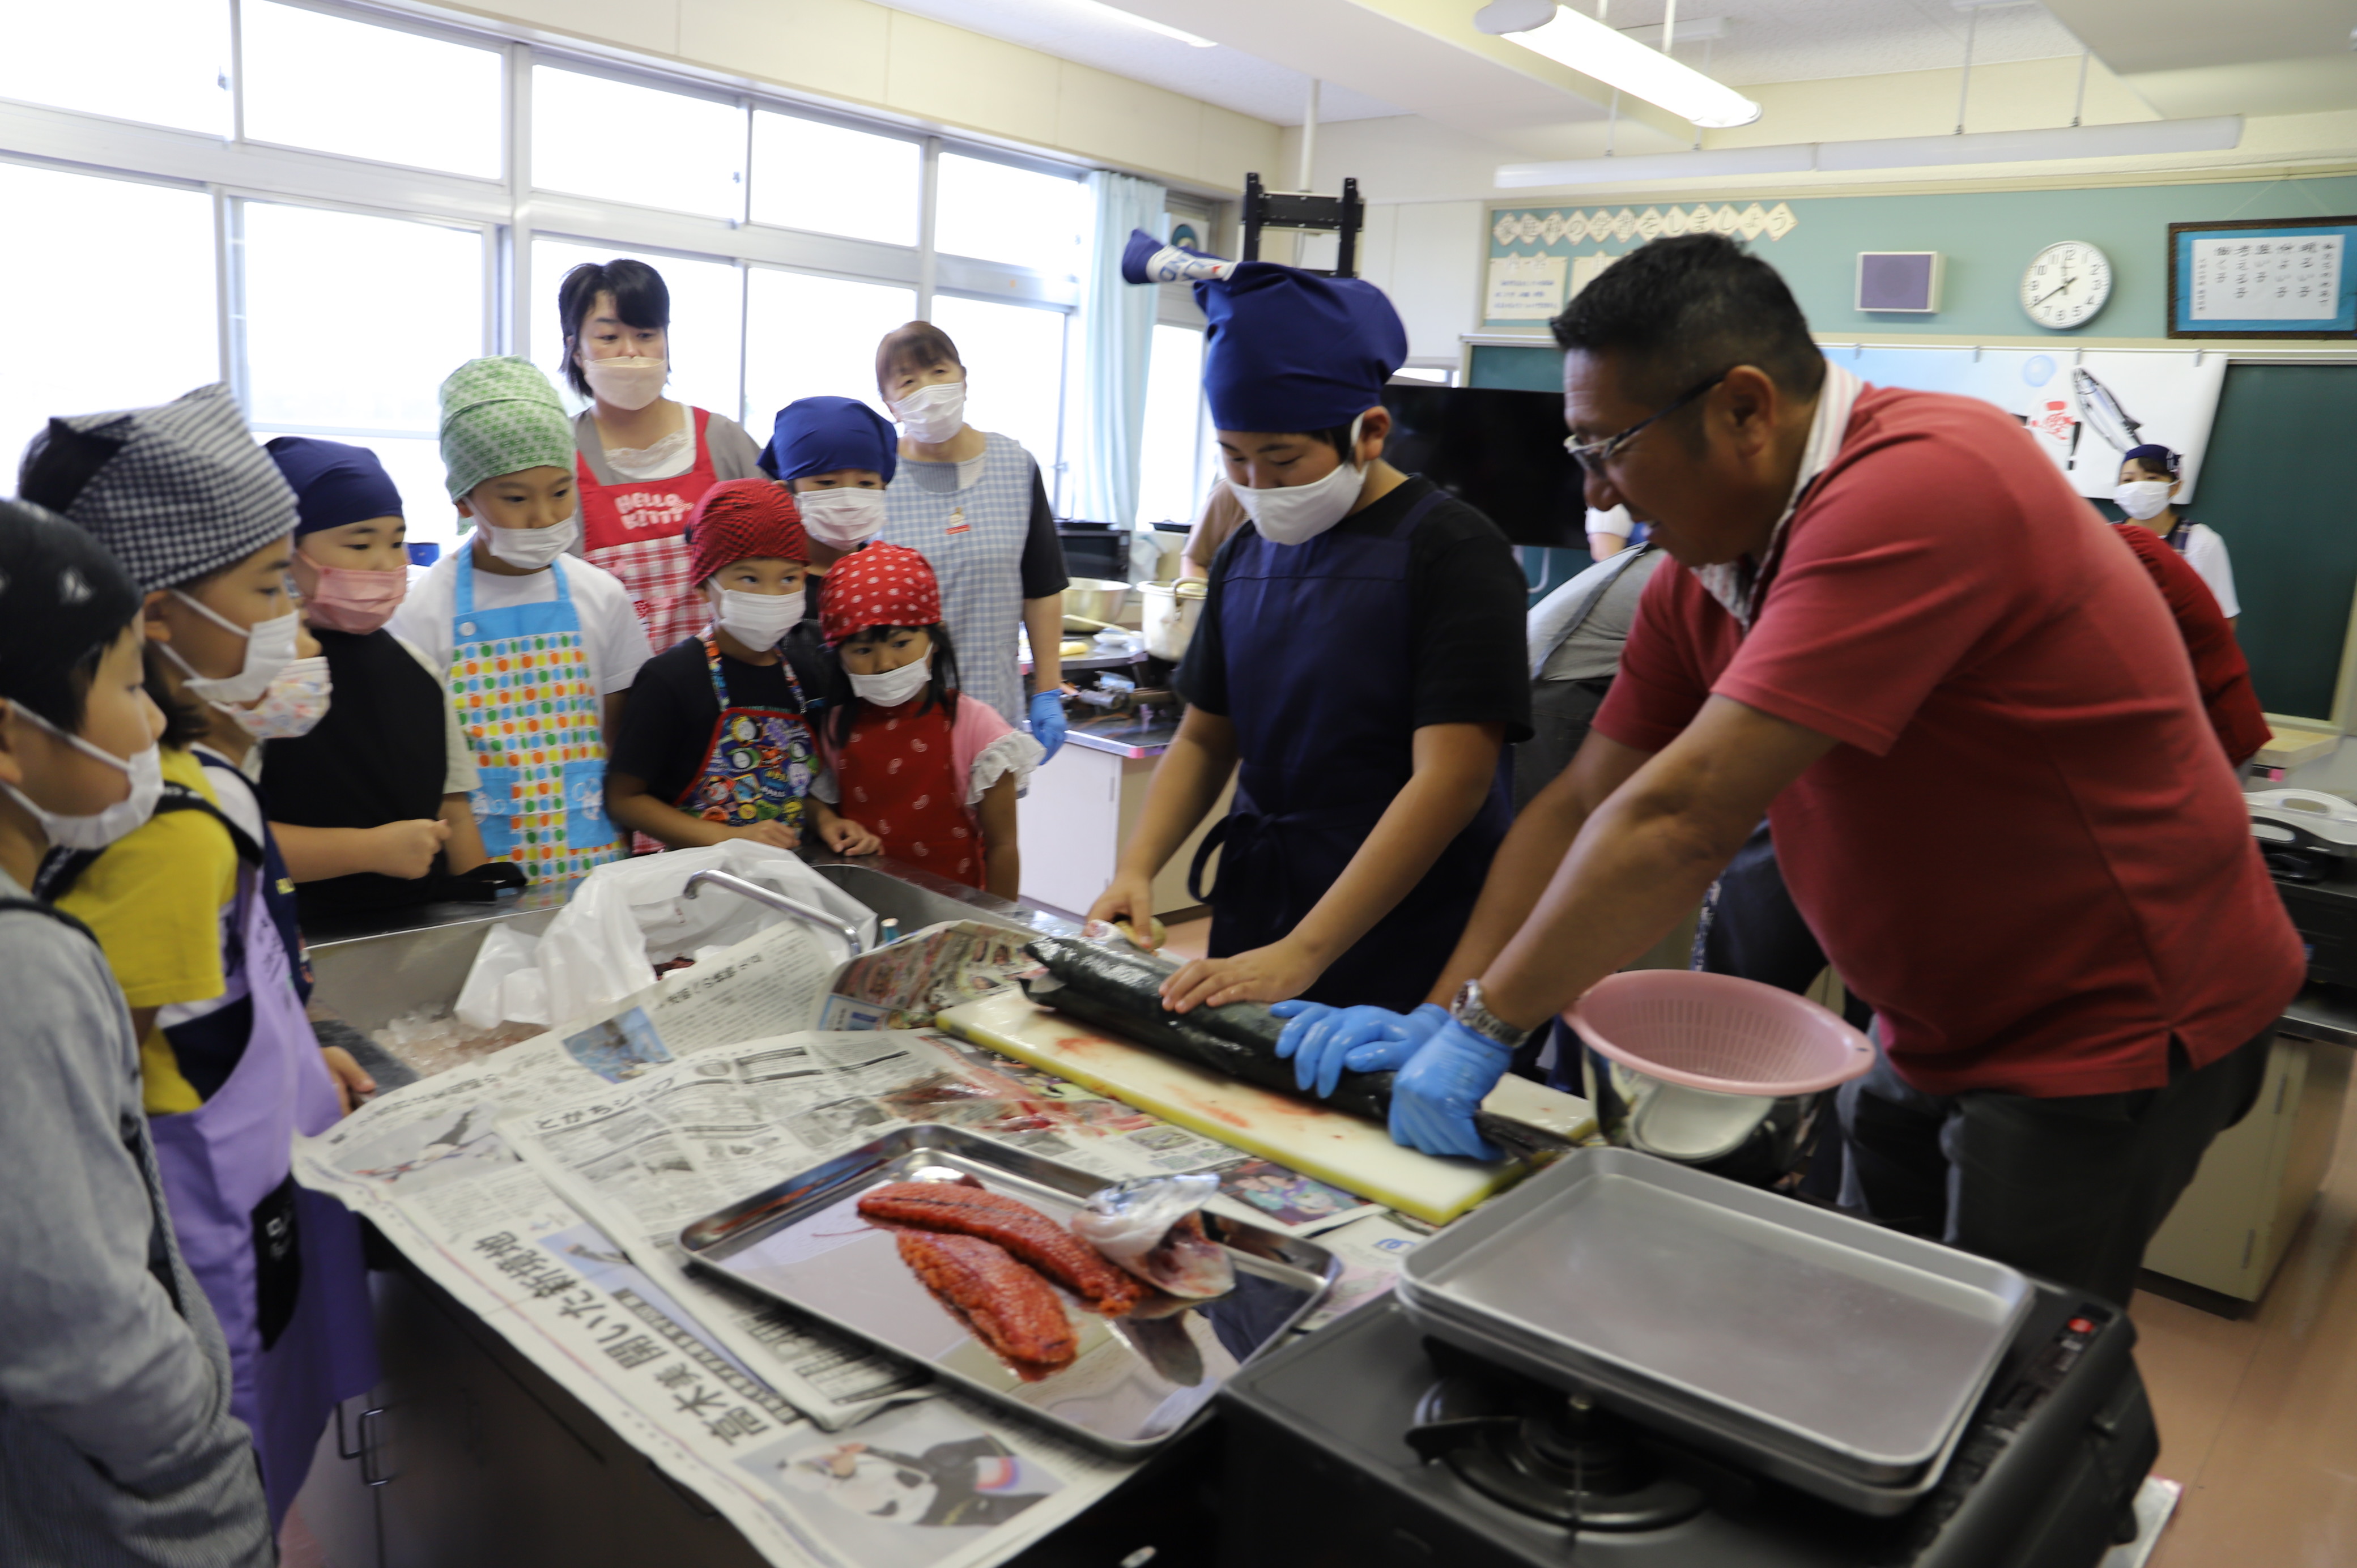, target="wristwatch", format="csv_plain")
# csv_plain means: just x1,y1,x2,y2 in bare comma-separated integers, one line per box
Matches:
1449,978,1534,1051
